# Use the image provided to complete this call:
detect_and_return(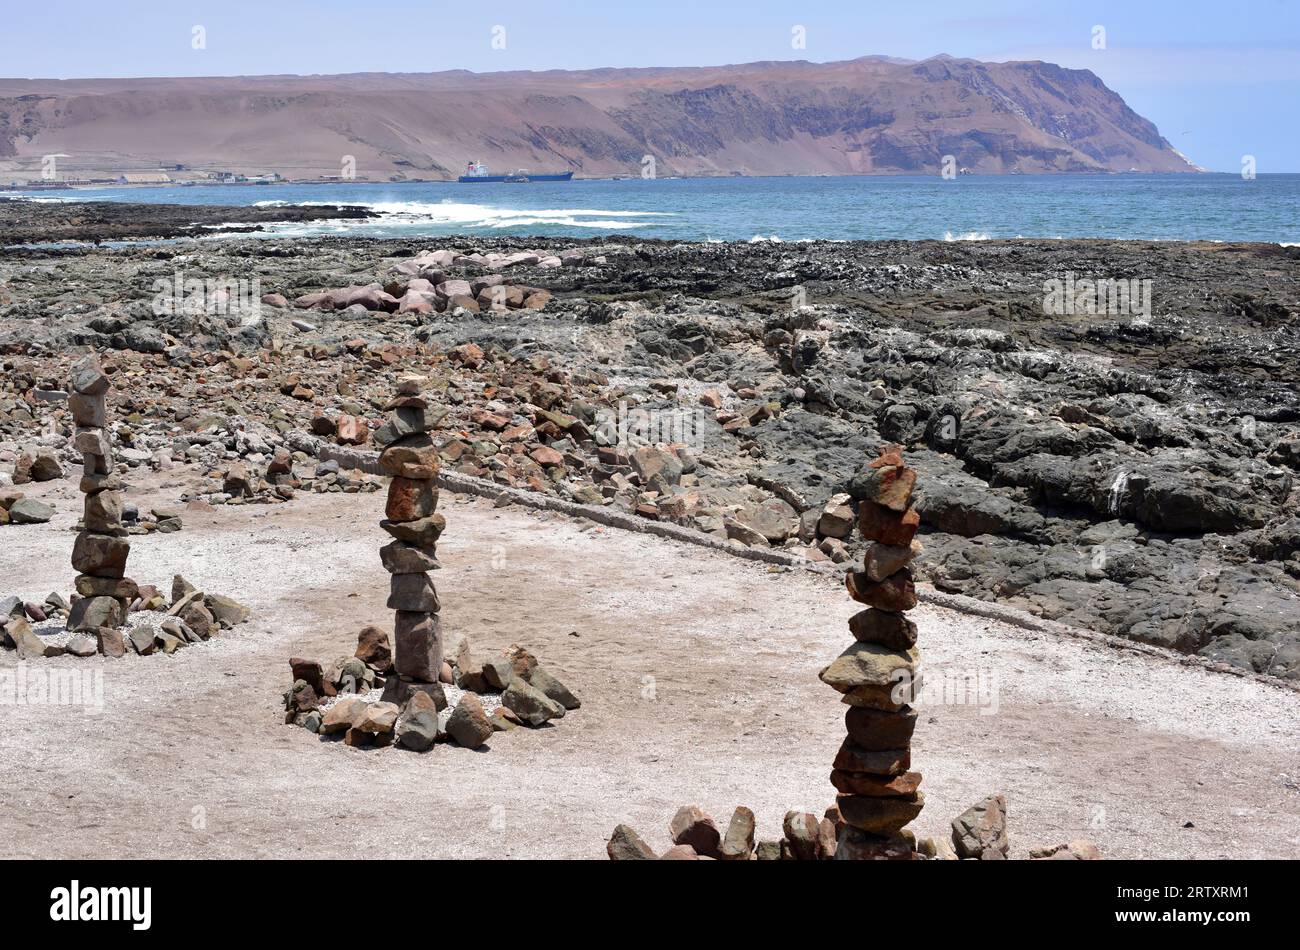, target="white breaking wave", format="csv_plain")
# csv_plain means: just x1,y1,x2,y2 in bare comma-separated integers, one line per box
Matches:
943,230,992,241
0,194,90,204
252,198,675,235
359,199,671,219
